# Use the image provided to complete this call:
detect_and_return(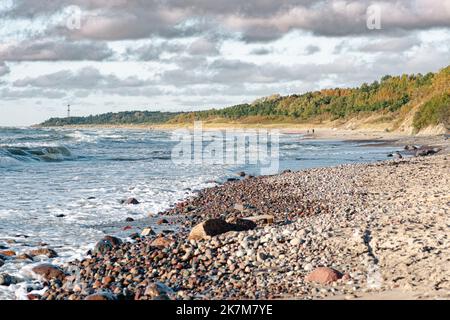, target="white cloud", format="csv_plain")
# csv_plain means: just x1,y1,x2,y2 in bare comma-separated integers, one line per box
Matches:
13,67,154,89
0,40,114,61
